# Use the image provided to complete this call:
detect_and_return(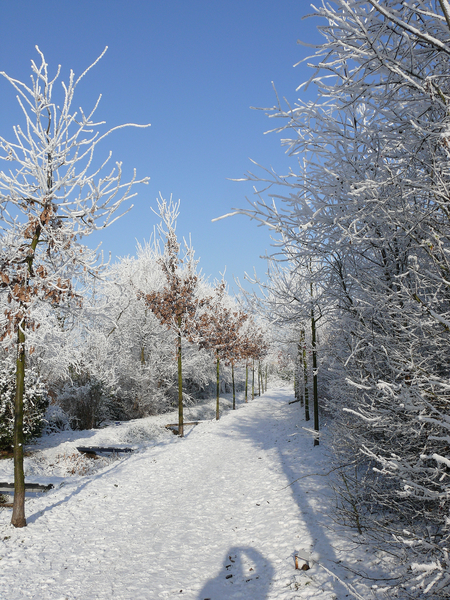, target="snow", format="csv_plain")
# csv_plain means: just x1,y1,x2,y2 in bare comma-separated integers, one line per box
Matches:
0,388,385,599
